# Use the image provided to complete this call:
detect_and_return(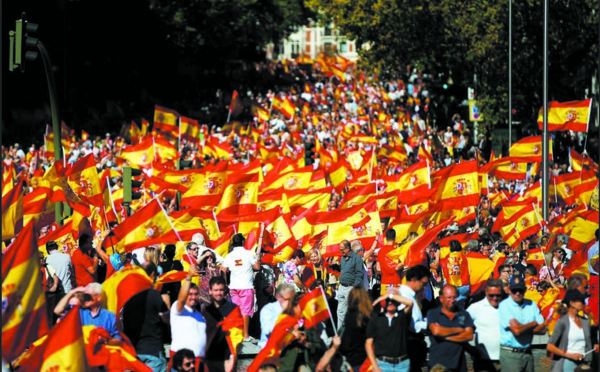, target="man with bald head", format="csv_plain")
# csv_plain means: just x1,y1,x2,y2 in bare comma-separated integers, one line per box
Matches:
427,285,474,372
